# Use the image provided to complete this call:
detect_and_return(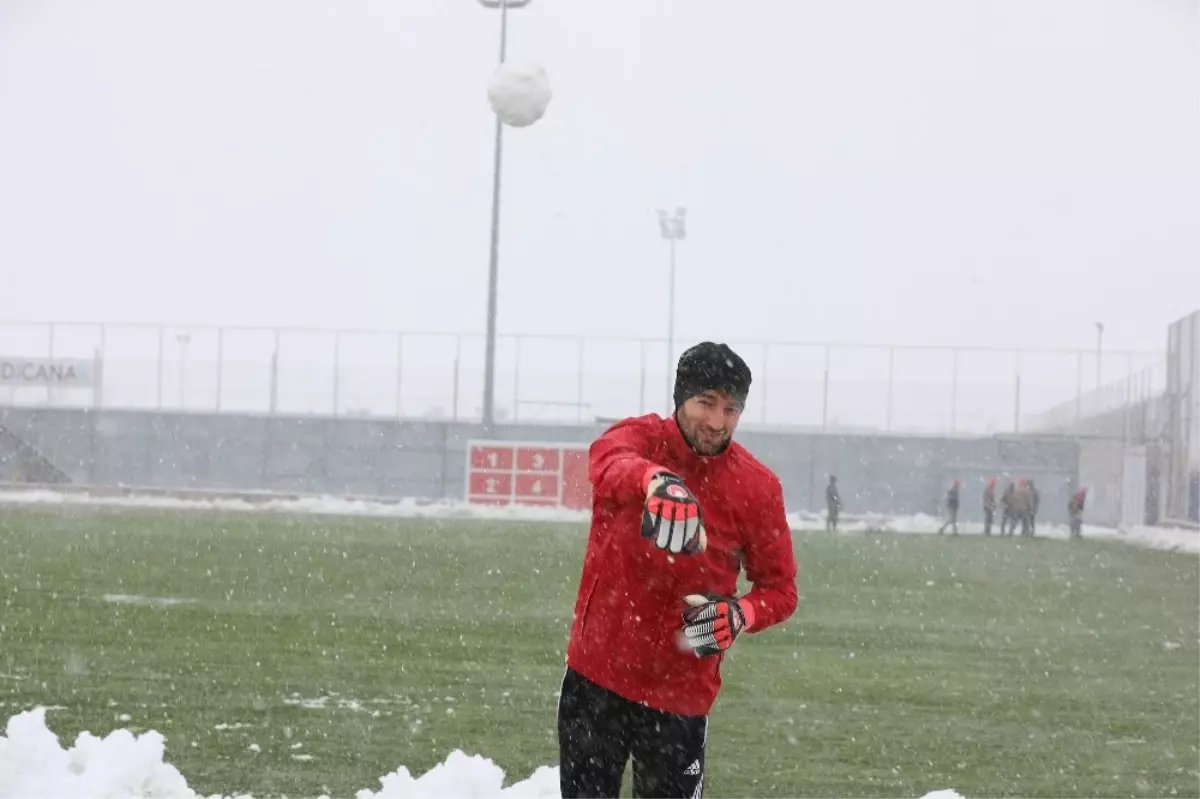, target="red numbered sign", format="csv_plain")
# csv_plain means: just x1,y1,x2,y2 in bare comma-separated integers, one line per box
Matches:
466,440,592,509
